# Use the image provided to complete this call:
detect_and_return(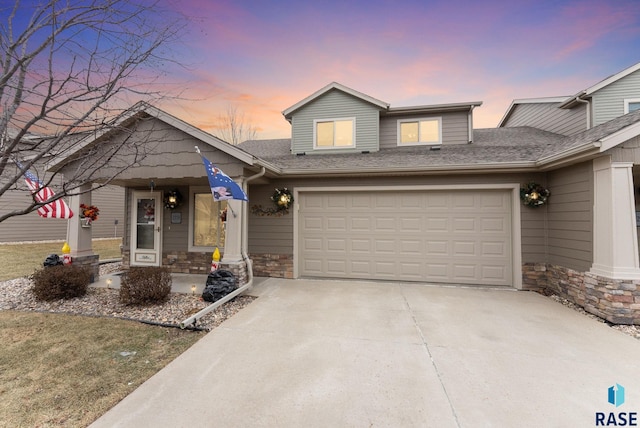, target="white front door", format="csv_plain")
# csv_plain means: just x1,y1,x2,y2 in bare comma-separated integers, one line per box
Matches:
130,191,162,266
